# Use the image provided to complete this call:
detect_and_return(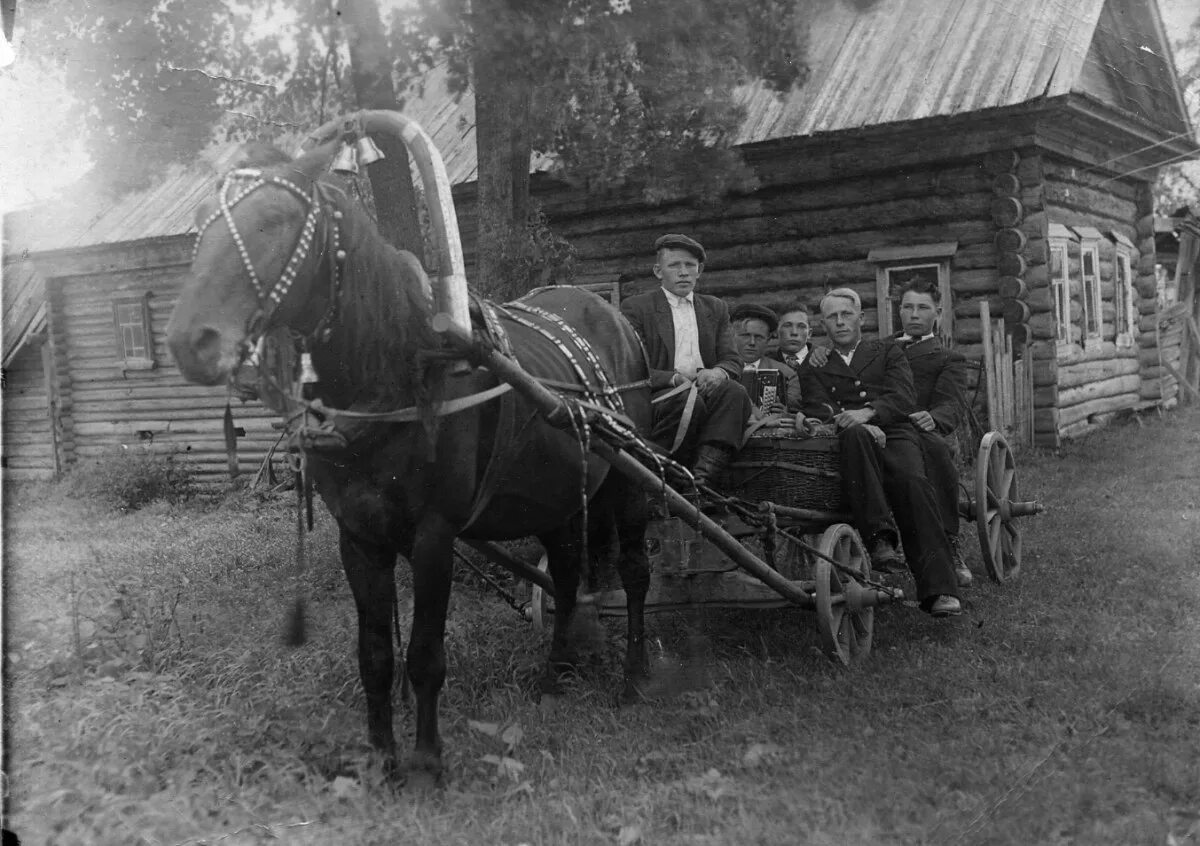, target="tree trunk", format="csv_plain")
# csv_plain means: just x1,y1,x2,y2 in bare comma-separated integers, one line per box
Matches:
473,0,534,299
341,0,423,257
